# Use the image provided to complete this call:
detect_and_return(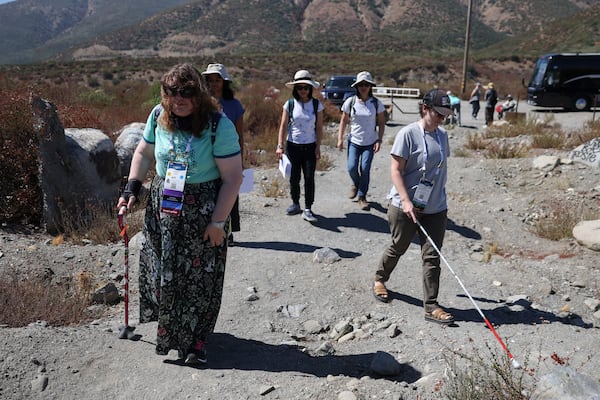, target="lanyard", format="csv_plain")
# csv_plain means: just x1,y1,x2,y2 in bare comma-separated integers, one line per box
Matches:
168,133,194,163
418,123,444,177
